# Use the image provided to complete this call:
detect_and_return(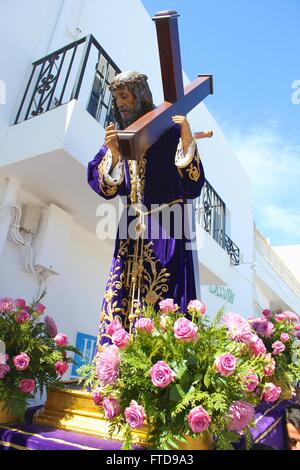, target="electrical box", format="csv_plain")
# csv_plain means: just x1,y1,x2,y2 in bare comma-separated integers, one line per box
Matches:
20,203,42,234
33,203,73,275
